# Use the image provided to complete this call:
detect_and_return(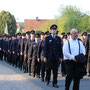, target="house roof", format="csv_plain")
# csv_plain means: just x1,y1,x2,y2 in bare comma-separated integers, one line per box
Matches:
24,19,52,31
